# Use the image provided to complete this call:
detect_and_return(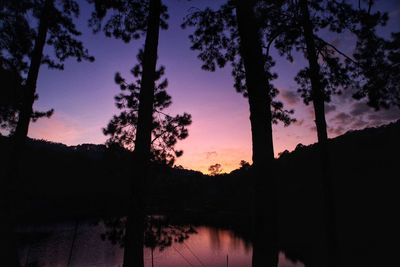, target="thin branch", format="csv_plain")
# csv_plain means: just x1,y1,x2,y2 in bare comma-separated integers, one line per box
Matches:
154,109,172,118
151,122,180,145
315,36,357,64
368,0,373,14
265,30,281,57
